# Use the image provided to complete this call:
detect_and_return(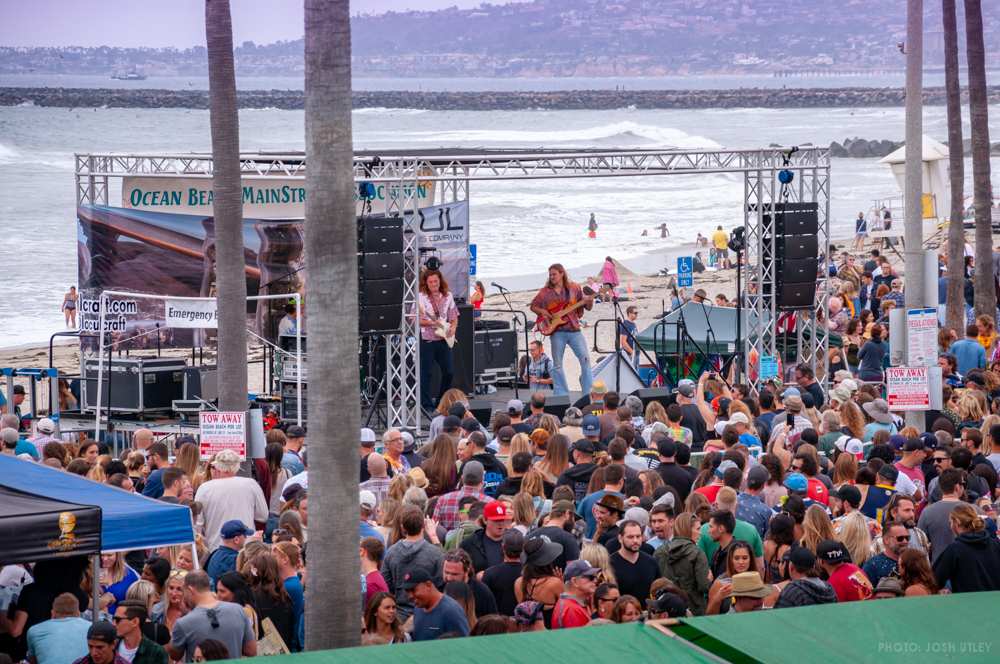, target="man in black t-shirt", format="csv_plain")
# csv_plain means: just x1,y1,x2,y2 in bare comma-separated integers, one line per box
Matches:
526,501,581,569
609,520,661,602
482,530,524,616
654,439,692,501
794,365,825,409
675,379,709,446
